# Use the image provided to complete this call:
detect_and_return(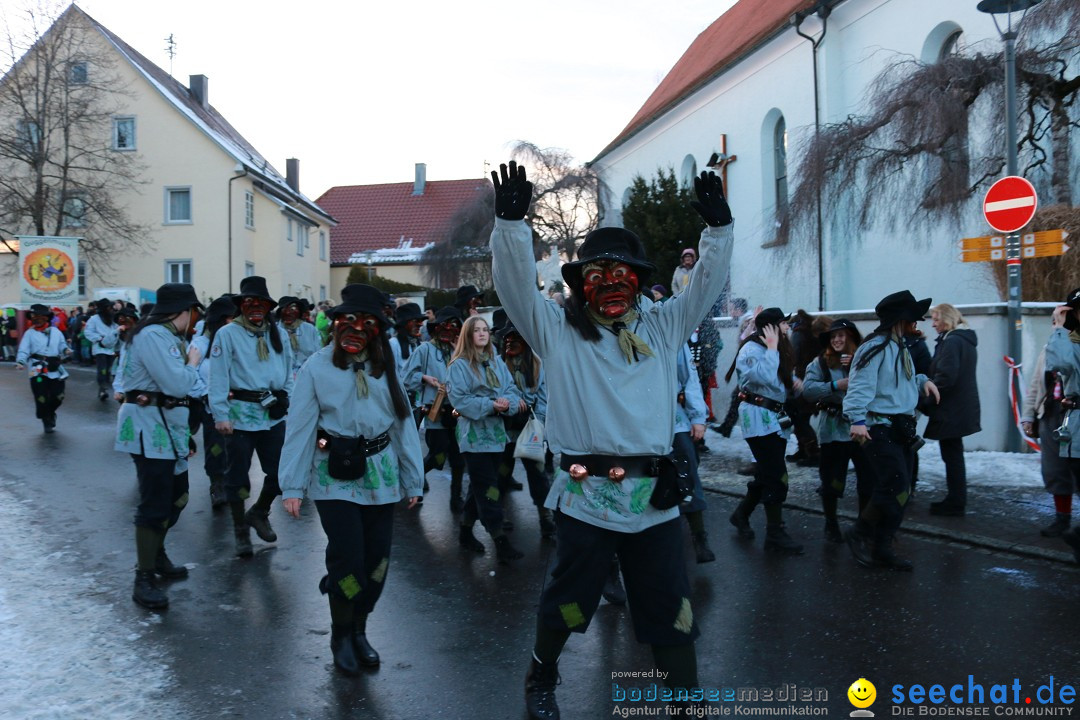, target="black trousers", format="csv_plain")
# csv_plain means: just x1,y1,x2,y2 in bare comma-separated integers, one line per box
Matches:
539,513,699,646
424,428,465,474
938,437,967,506
673,431,706,514
315,500,395,614
29,375,65,419
462,451,505,534
744,433,789,505
132,454,189,531
224,422,285,502
818,441,872,499
94,353,115,392
864,425,914,538
499,443,550,508
199,404,229,478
